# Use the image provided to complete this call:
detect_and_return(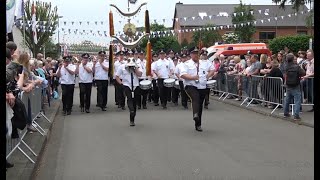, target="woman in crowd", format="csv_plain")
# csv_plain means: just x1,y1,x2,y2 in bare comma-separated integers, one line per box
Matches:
266,60,283,109
242,59,251,97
